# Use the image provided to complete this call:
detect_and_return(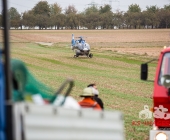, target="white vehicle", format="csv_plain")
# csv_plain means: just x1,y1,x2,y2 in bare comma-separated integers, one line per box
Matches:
13,102,125,140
